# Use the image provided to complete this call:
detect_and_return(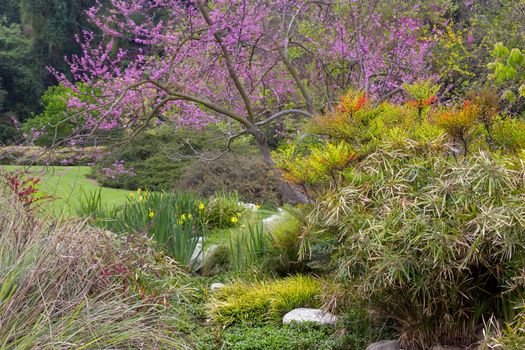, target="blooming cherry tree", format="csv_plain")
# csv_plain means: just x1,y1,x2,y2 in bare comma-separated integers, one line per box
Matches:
55,0,441,201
